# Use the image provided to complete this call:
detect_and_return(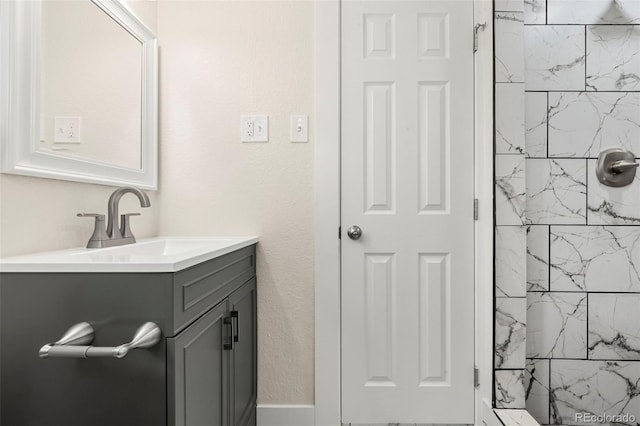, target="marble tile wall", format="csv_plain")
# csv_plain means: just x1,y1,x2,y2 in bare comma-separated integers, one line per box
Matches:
516,0,640,424
494,0,528,410
495,409,541,426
